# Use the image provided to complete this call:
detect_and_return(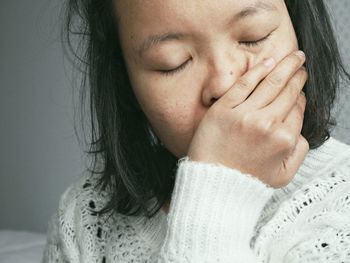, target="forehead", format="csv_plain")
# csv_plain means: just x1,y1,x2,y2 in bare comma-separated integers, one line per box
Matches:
115,0,221,18
114,0,283,53
115,0,280,26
